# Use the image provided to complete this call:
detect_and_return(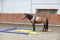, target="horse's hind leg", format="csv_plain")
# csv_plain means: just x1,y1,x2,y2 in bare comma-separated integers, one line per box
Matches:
44,24,47,32
43,24,45,32
45,18,48,32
